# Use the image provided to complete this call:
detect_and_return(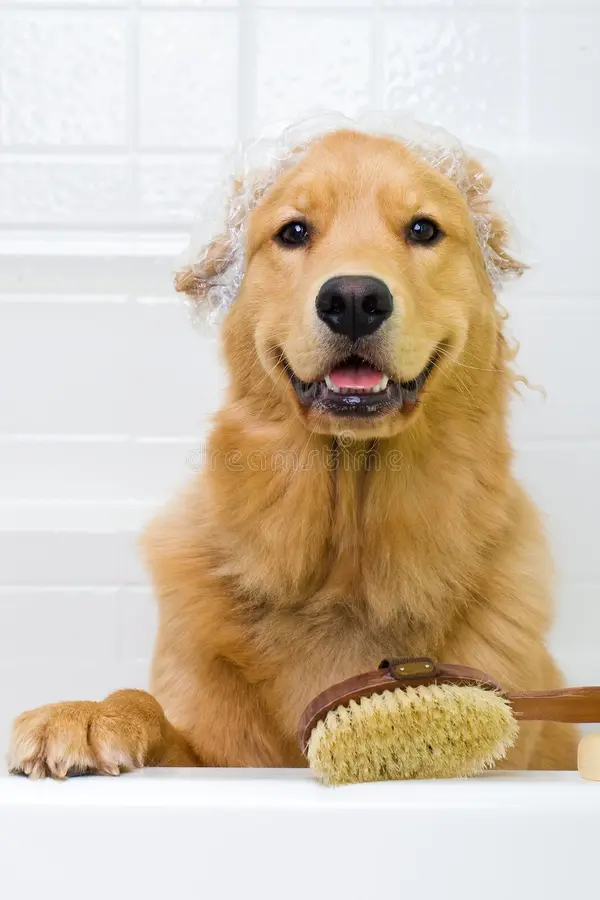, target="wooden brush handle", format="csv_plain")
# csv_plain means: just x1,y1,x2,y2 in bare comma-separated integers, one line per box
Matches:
508,687,600,723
